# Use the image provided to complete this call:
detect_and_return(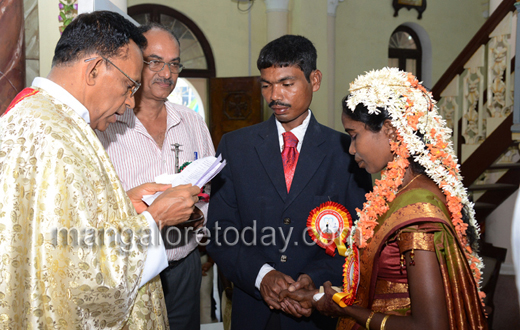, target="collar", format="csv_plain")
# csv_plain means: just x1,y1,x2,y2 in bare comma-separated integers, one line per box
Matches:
275,109,311,152
115,105,137,127
32,77,91,124
164,101,182,129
